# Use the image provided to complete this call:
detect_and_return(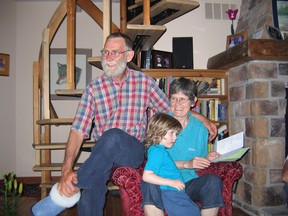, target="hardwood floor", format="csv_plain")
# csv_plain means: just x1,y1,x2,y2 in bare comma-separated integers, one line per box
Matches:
16,195,250,216
15,197,78,216
16,193,121,216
